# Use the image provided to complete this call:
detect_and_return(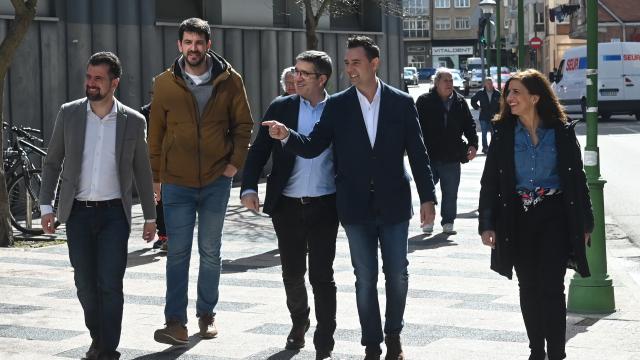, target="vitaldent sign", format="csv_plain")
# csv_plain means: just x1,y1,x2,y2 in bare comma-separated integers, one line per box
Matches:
432,46,474,56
